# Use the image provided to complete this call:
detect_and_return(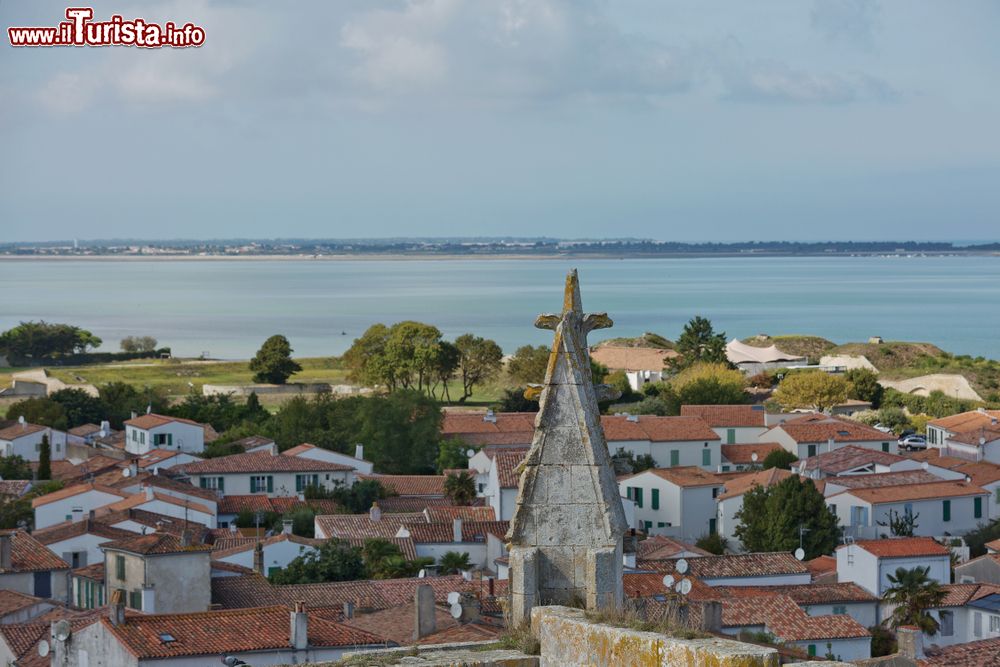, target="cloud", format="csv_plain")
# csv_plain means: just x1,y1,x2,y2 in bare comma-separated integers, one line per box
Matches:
810,0,881,49
721,60,897,105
